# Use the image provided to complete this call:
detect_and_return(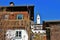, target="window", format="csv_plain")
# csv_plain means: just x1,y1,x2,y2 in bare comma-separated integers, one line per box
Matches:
16,31,18,37
3,14,9,19
16,31,22,38
17,14,23,20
